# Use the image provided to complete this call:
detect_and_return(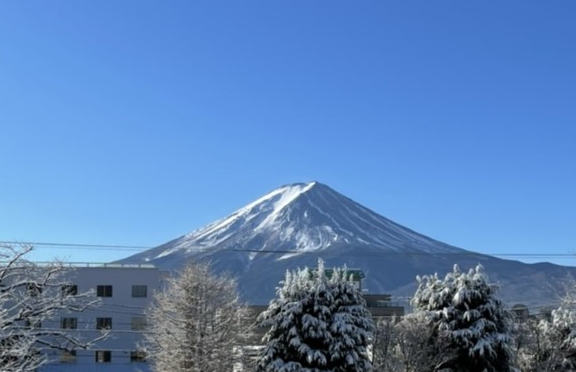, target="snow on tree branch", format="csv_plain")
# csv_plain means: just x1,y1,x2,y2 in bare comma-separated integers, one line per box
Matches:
0,244,105,372
142,261,253,372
